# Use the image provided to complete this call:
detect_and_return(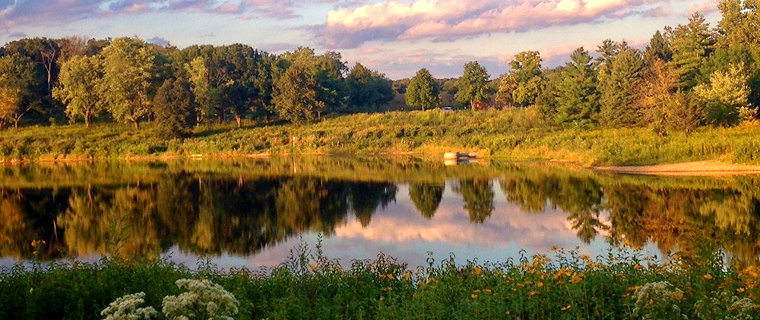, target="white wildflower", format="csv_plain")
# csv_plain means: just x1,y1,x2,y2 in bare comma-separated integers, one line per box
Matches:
162,279,239,320
101,292,157,320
